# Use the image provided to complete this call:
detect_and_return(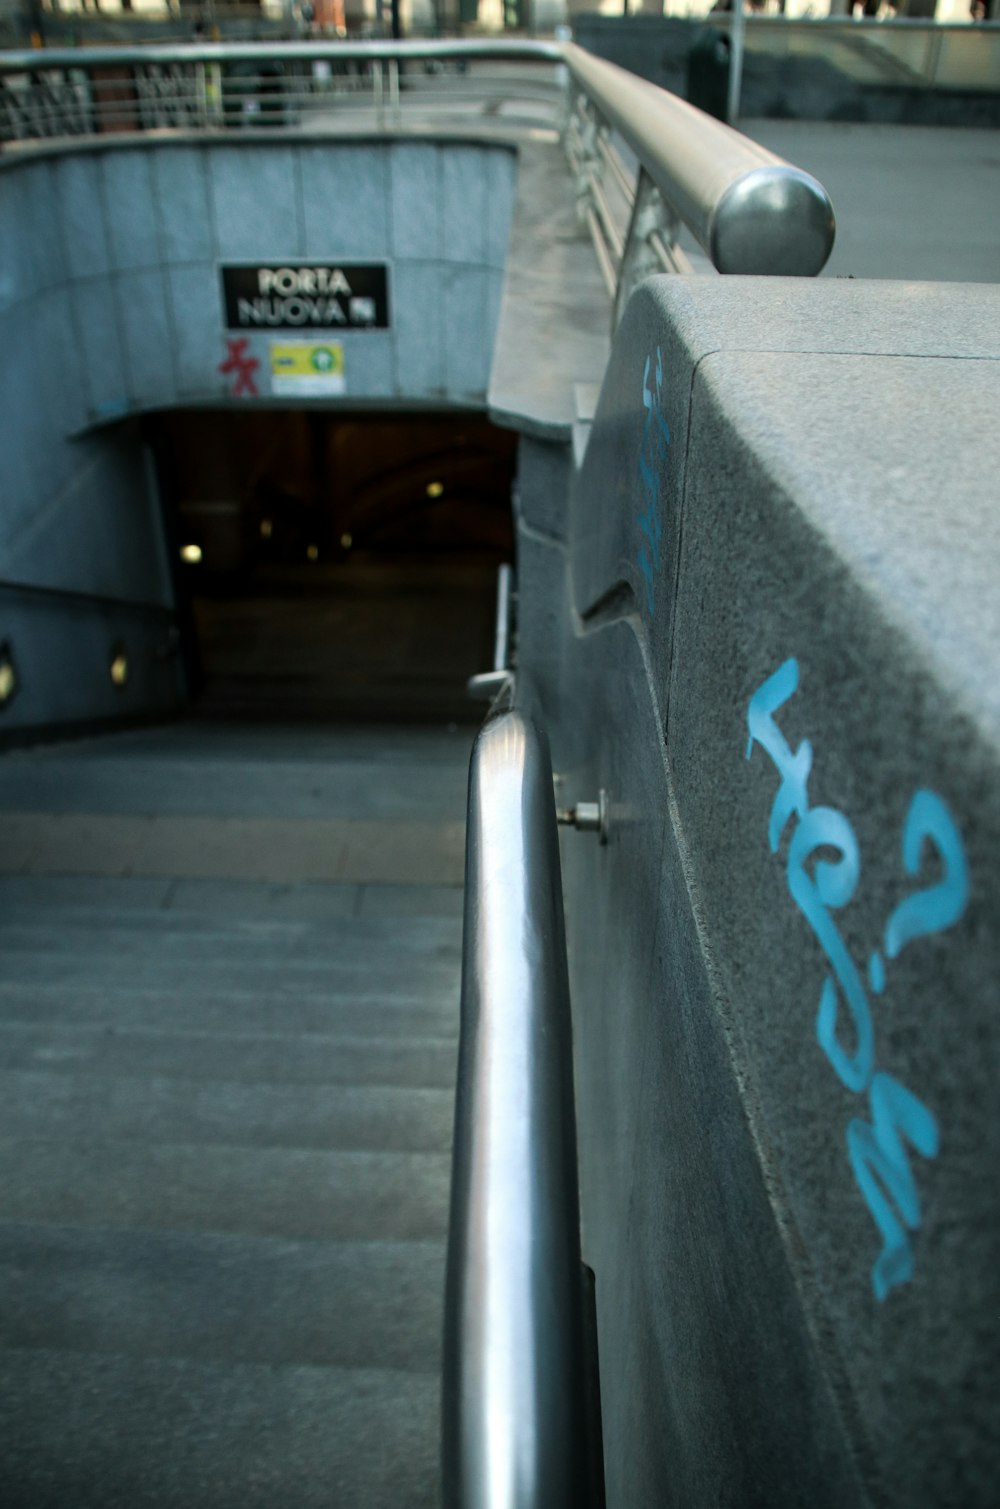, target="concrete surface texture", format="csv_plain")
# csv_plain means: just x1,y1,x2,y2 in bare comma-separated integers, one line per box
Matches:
0,719,471,1507
0,139,515,426
488,139,611,442
534,274,1000,1506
